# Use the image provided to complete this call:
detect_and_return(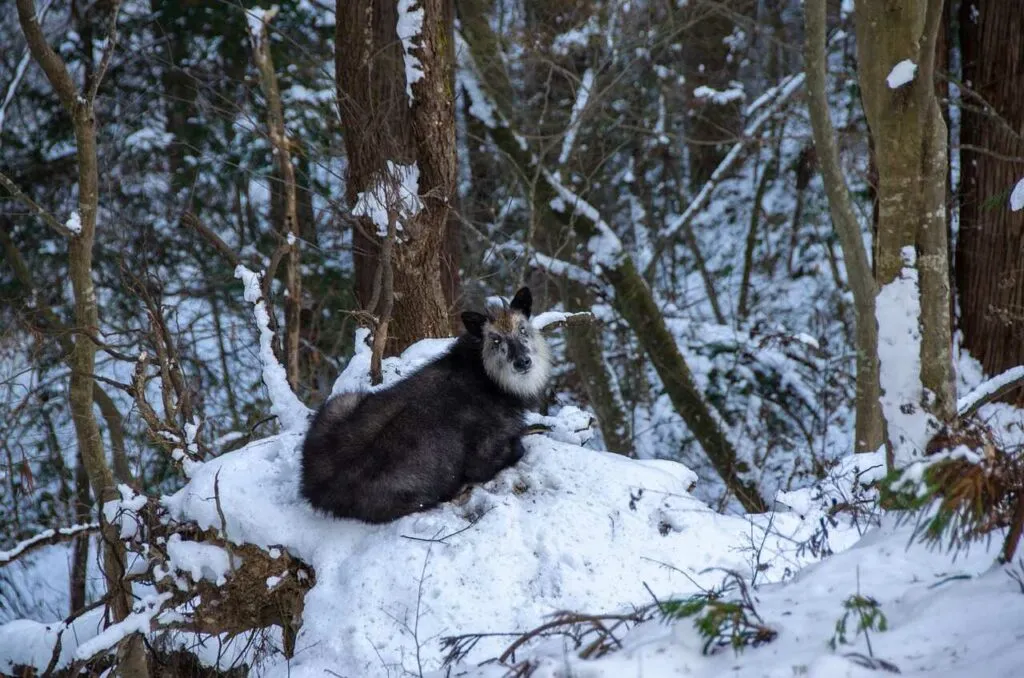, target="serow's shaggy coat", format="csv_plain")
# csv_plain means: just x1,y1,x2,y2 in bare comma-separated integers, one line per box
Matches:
299,287,552,523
